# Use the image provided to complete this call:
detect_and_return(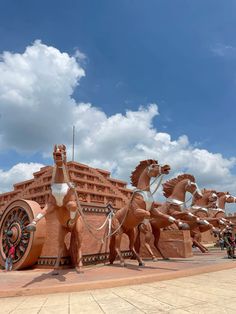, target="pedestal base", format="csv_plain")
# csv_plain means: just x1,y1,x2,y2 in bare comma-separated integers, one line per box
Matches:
140,230,193,258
